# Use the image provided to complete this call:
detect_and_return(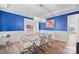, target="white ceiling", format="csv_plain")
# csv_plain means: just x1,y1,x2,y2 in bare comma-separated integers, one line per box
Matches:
0,4,79,18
